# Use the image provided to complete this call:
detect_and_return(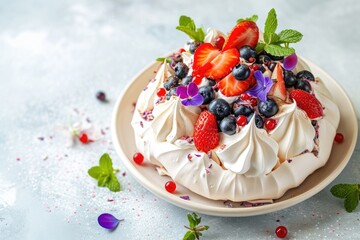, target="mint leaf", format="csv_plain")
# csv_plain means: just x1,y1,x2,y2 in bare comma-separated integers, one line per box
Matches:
187,214,196,228
344,190,359,212
255,42,266,52
107,175,121,192
331,184,359,199
183,231,196,240
264,44,295,57
264,8,278,34
237,14,258,23
183,212,209,240
99,153,113,174
278,29,303,43
98,174,109,187
88,166,102,179
264,32,280,45
176,16,205,42
156,57,171,63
